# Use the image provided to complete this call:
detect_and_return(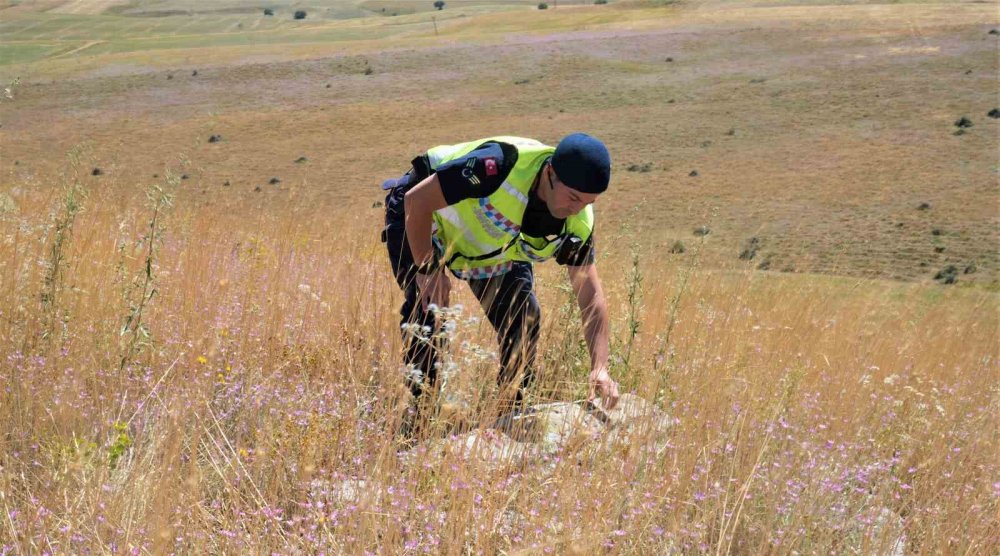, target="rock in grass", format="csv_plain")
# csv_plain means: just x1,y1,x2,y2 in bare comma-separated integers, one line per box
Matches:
395,395,675,472
327,479,388,506
294,156,308,163
693,226,710,237
496,396,675,455
399,428,538,471
954,116,973,128
269,177,281,185
917,202,931,210
535,403,604,453
91,167,102,176
988,108,1000,119
689,169,699,177
208,134,222,143
592,394,673,434
989,29,999,35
